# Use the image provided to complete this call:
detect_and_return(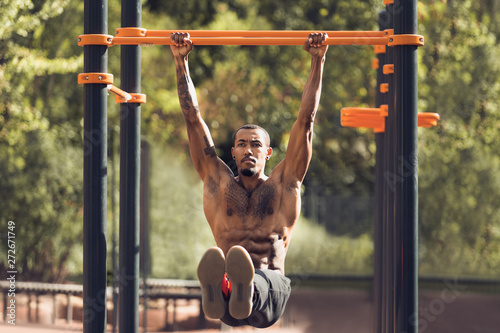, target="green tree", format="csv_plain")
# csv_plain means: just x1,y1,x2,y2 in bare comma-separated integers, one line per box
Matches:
0,0,84,282
417,0,500,277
